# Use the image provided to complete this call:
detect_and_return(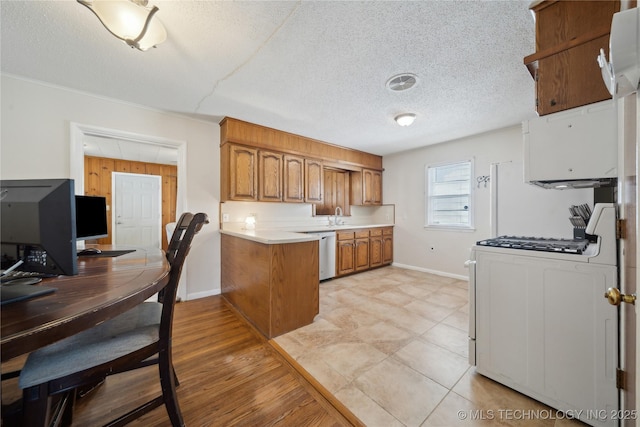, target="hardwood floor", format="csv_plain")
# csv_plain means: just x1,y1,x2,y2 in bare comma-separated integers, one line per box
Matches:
1,296,358,426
